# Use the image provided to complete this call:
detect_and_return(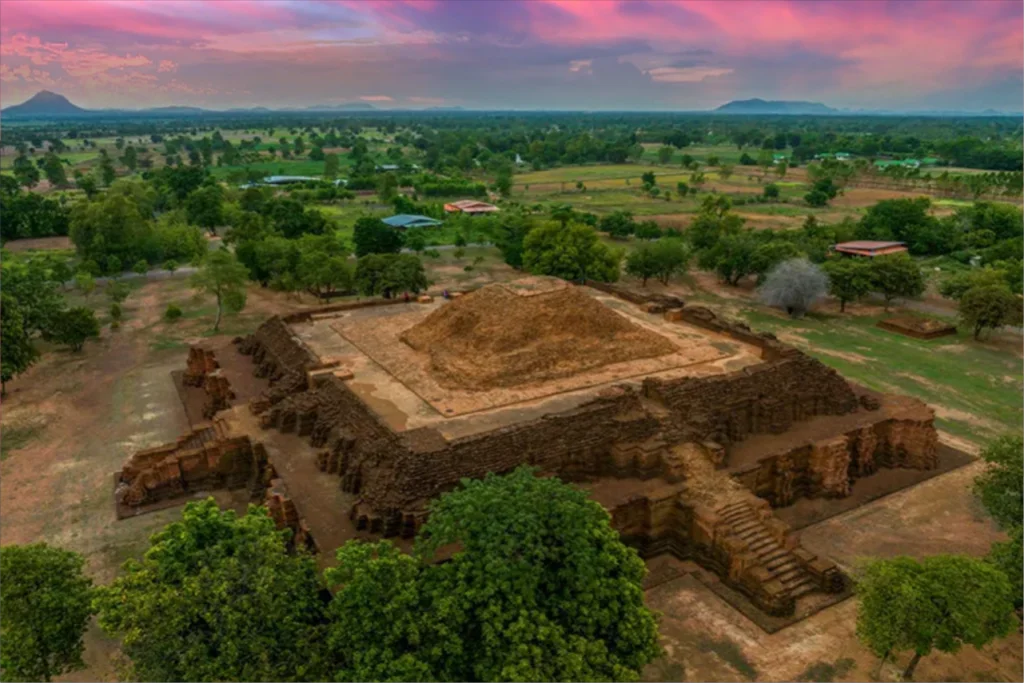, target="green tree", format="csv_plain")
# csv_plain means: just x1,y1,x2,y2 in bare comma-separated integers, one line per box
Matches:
132,259,149,275
974,435,1023,530
698,231,760,286
959,285,1021,340
600,210,636,239
121,145,139,172
46,307,99,352
353,216,403,257
74,172,98,198
414,467,661,681
763,183,780,200
13,153,40,188
106,280,131,304
191,249,248,331
987,525,1022,609
823,258,874,312
296,234,353,298
404,229,427,254
95,500,326,682
625,243,659,286
718,164,734,181
376,172,399,202
657,146,673,164
0,291,39,393
523,221,621,283
74,271,96,298
856,555,1014,680
186,184,225,234
42,152,68,187
635,220,662,240
0,544,94,682
98,150,116,186
354,254,427,298
495,167,513,197
938,267,1009,301
324,153,340,179
870,253,925,310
